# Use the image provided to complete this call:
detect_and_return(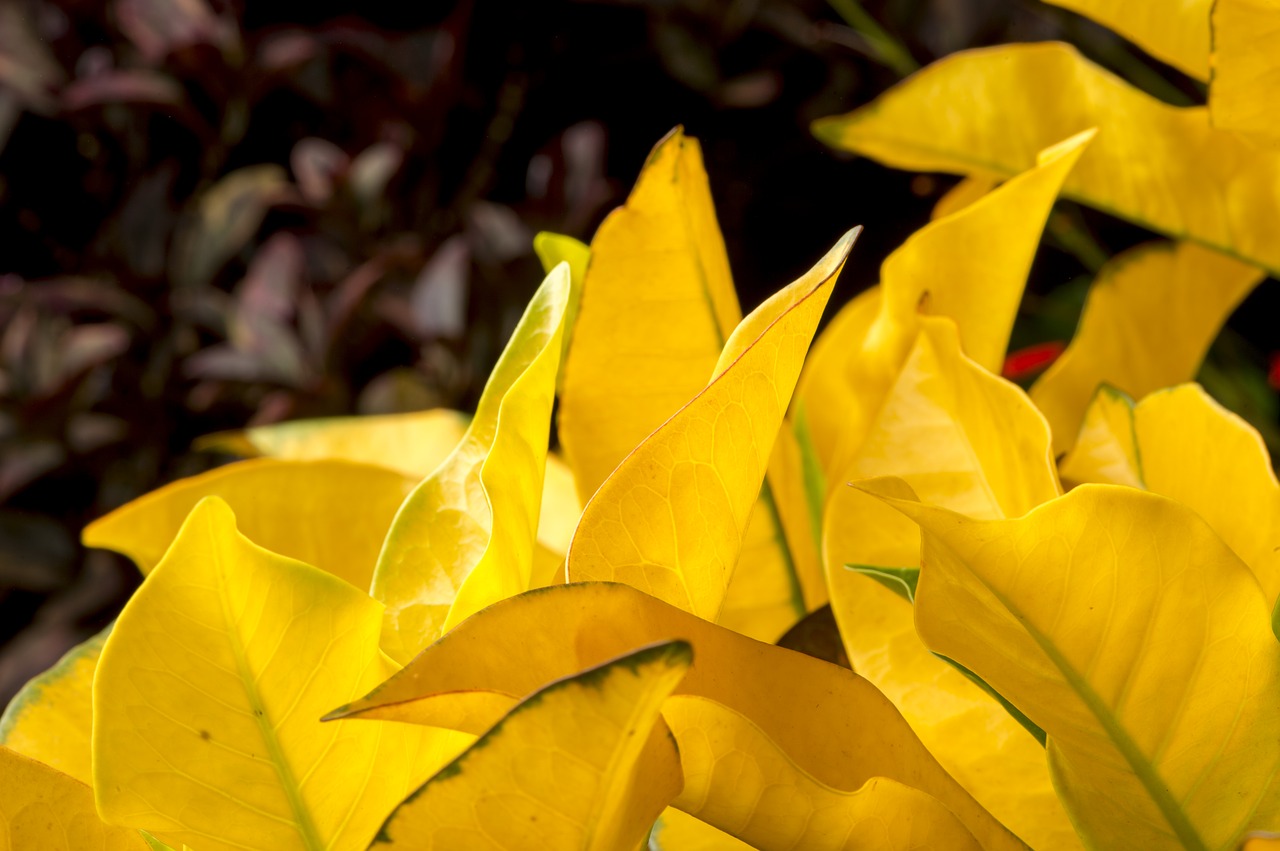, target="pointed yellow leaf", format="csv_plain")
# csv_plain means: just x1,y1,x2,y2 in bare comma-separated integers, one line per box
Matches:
0,624,108,784
813,42,1280,276
195,408,470,479
803,133,1087,490
1210,0,1280,145
372,263,570,661
931,175,998,220
558,128,741,504
822,318,1077,850
567,231,856,626
1031,241,1263,453
651,808,755,850
664,696,984,850
1042,0,1211,79
0,745,149,851
330,582,1028,851
1062,384,1280,606
371,641,690,851
864,482,1280,851
533,230,589,380
93,498,472,851
83,459,414,588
